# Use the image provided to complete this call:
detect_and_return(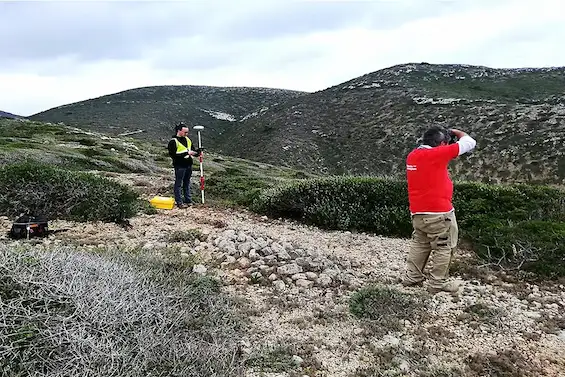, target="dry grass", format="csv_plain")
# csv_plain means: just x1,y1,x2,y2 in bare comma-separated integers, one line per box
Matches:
0,243,245,376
